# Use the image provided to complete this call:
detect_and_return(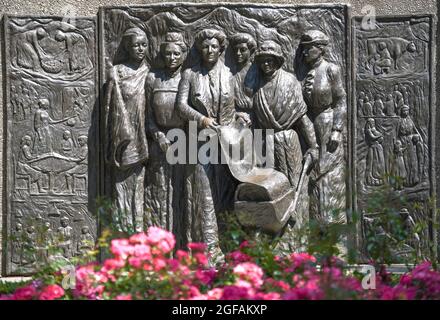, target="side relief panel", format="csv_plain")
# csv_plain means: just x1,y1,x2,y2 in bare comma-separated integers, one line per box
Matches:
4,16,98,275
353,15,436,261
